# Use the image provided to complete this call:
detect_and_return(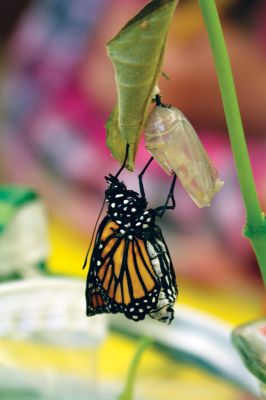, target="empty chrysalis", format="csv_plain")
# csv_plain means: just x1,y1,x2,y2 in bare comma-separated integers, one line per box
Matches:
144,96,224,208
